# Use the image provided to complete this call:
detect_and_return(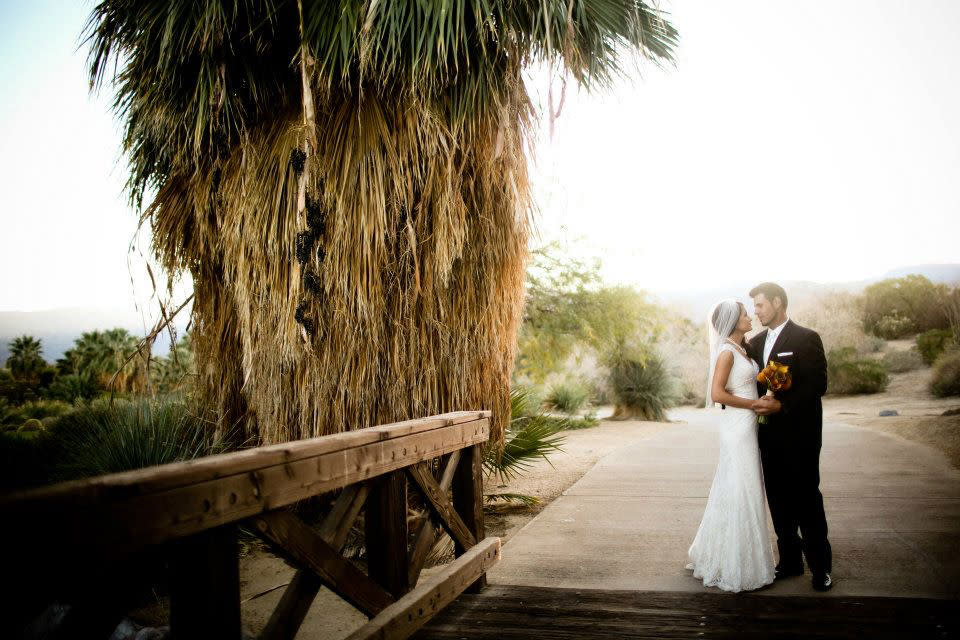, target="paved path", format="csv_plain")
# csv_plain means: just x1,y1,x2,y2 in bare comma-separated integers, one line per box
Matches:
487,408,960,599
